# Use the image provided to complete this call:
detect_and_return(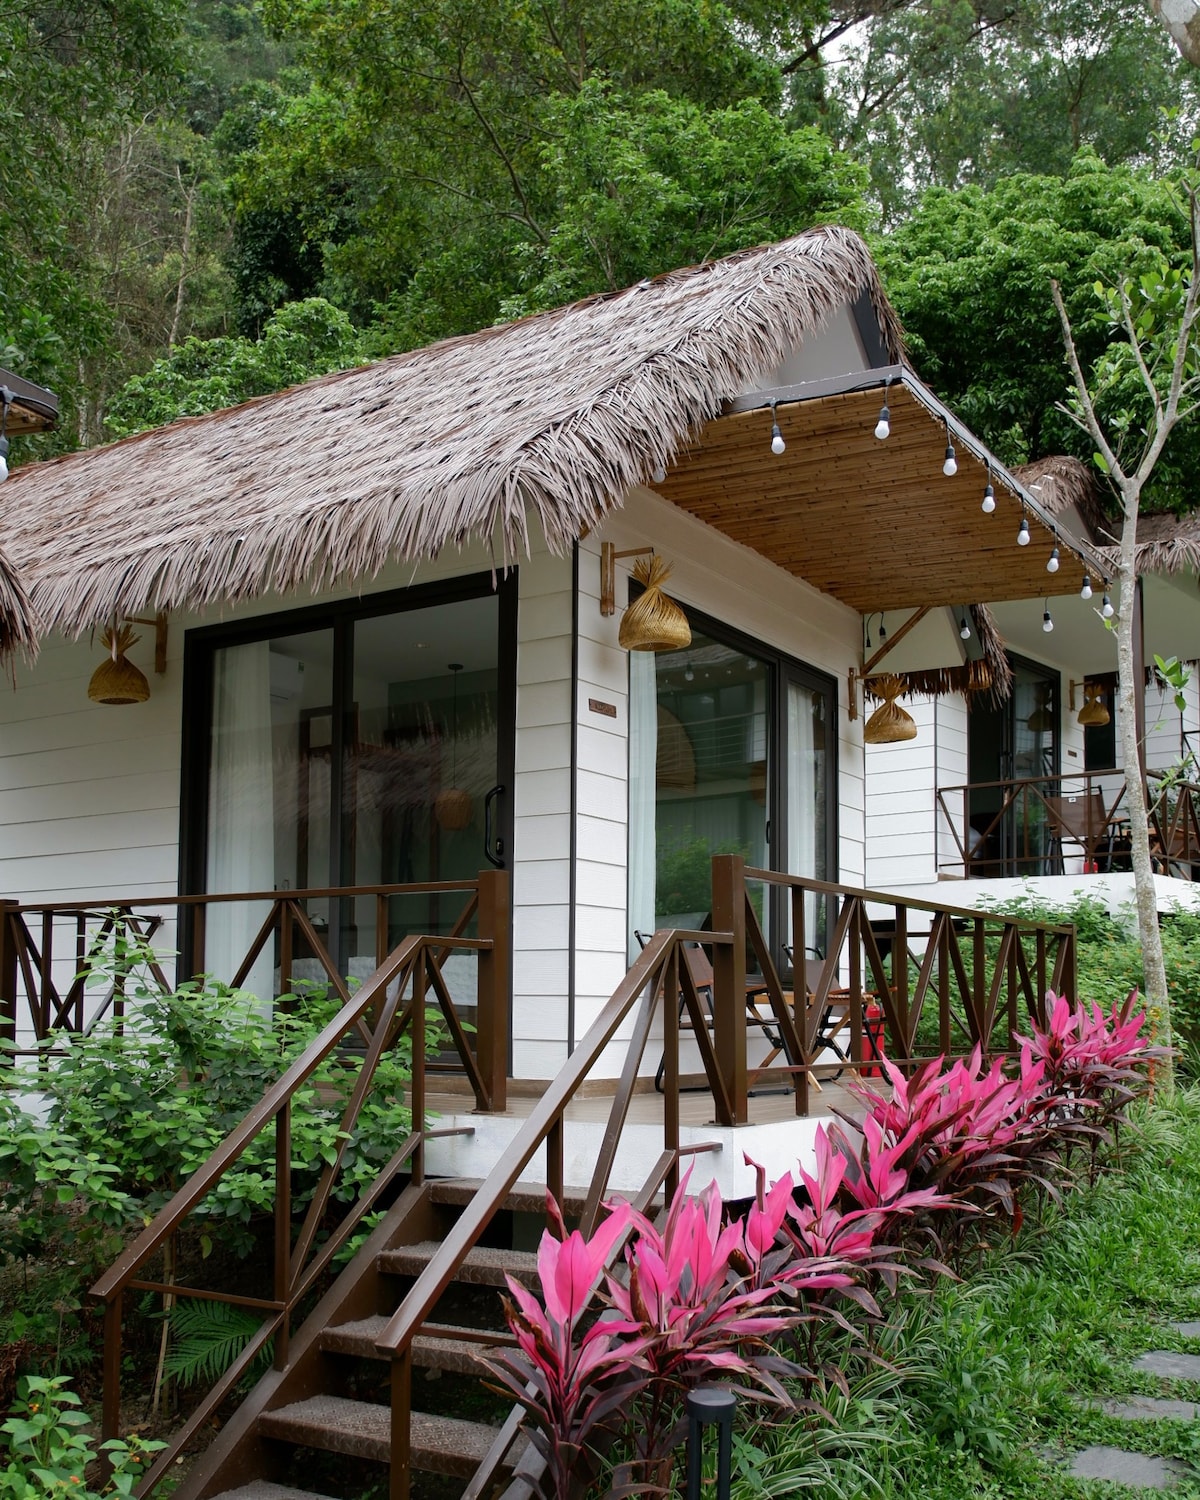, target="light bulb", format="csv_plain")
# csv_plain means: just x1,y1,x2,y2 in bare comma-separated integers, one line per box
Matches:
1043,609,1054,633
1017,516,1030,546
874,405,890,441
1081,575,1093,600
879,619,888,642
1047,547,1060,573
0,437,8,482
651,464,666,484
959,615,971,641
942,443,957,477
981,483,995,513
684,666,694,682
1102,593,1114,619
770,414,785,455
